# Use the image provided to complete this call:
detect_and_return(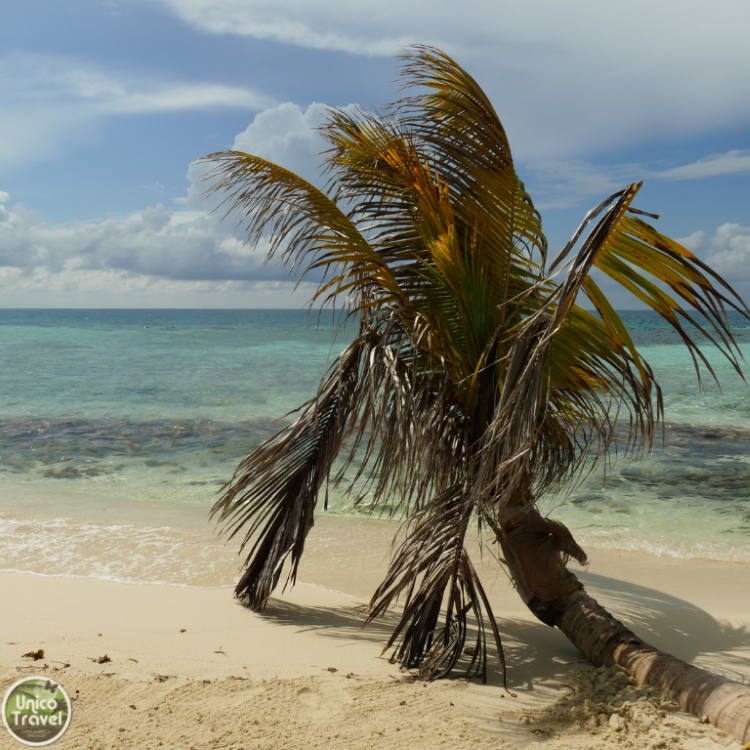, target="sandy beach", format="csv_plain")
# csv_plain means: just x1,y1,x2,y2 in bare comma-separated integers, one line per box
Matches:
1,514,748,749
